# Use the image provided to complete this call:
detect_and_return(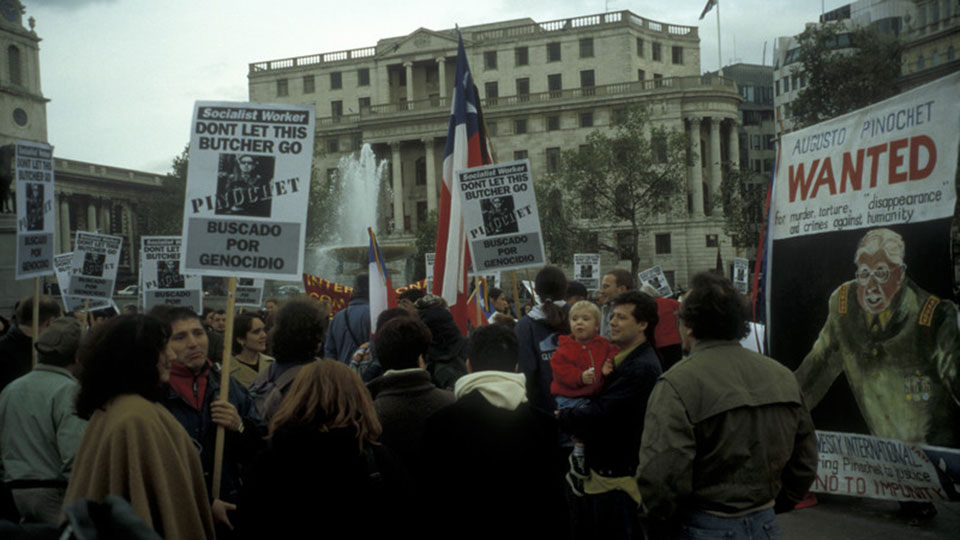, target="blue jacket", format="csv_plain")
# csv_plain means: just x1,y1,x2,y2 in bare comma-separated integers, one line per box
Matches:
162,364,266,503
324,298,370,364
515,306,567,413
